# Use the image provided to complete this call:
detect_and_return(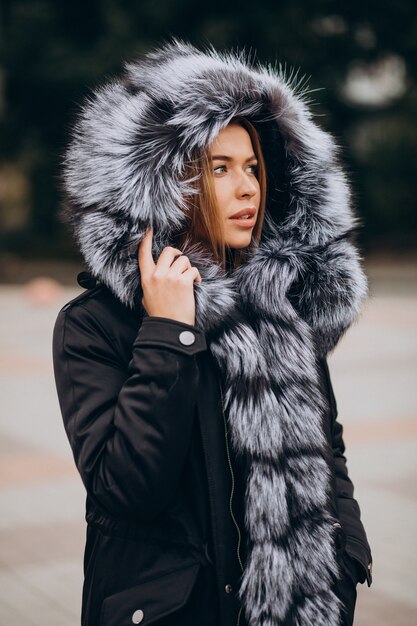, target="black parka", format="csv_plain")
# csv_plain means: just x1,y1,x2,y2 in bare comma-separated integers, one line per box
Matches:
52,272,372,626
